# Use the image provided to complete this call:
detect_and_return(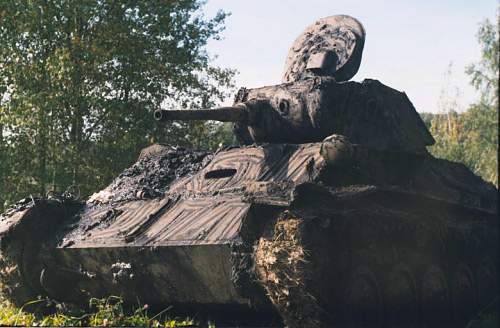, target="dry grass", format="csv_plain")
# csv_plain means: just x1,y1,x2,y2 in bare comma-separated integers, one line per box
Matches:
255,213,326,328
